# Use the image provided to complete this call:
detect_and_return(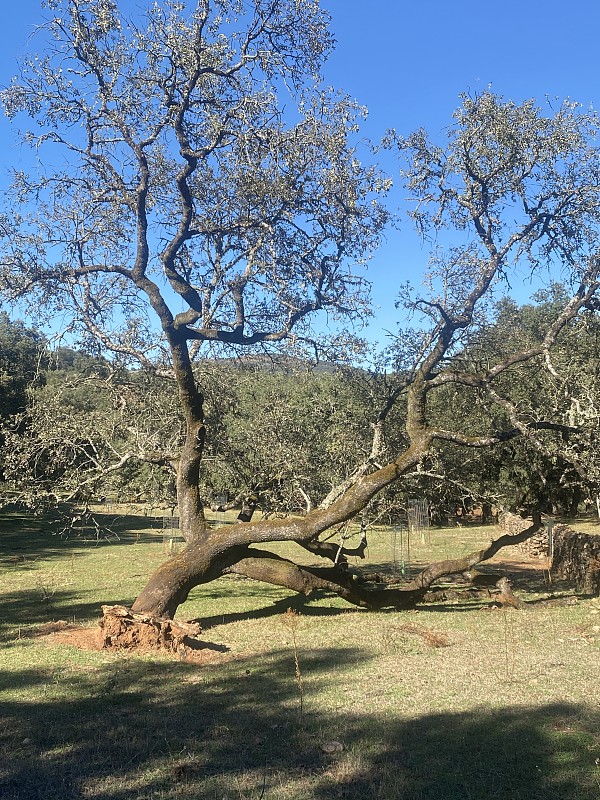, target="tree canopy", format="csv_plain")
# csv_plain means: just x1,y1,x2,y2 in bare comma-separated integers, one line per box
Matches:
1,1,599,627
